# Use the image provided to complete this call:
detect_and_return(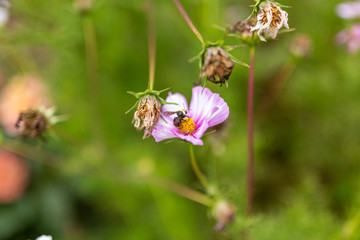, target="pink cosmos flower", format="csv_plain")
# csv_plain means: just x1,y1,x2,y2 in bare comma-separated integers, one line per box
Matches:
336,24,360,54
152,86,229,146
336,1,360,19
